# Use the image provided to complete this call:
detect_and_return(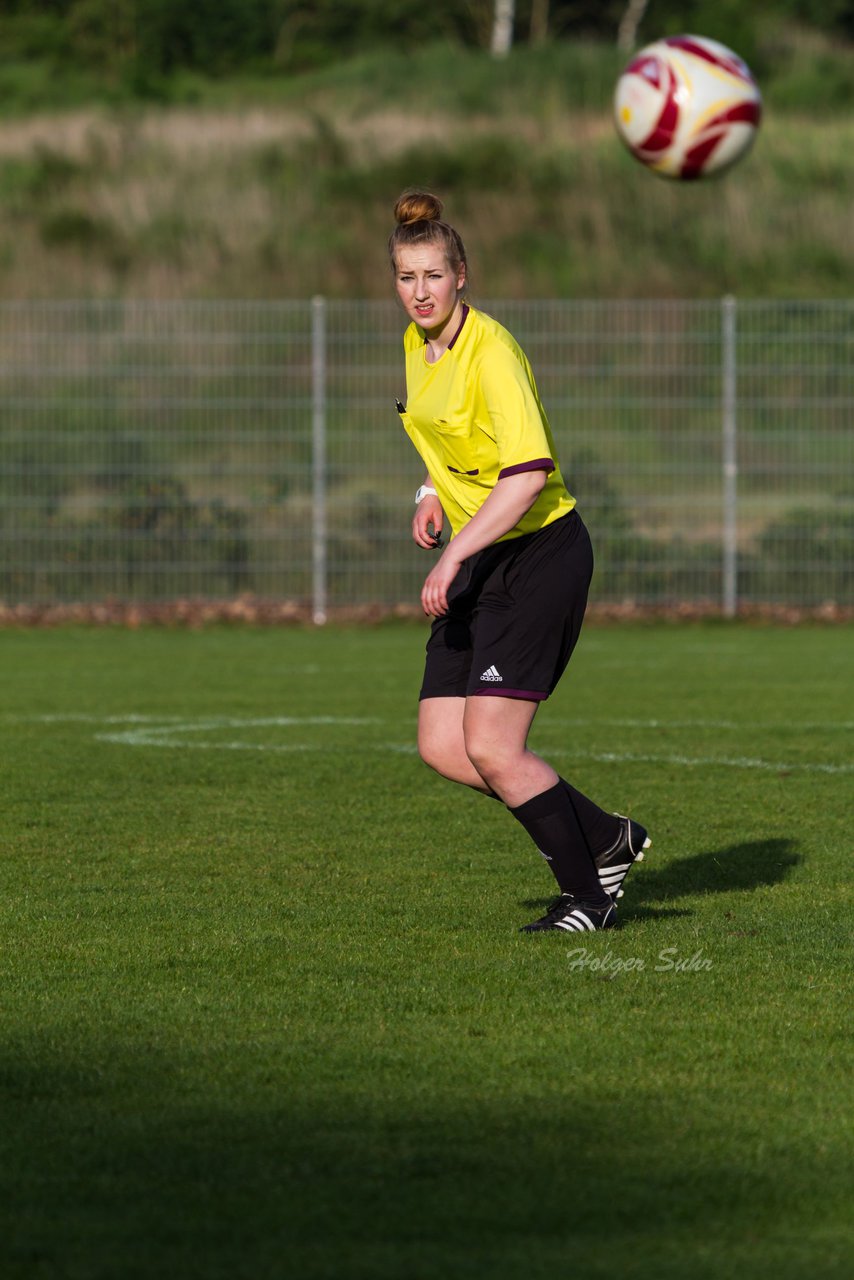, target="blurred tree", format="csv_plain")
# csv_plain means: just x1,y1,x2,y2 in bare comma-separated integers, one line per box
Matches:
0,0,851,78
491,0,516,56
781,0,854,37
617,0,650,50
67,0,137,71
529,0,550,44
271,0,486,68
